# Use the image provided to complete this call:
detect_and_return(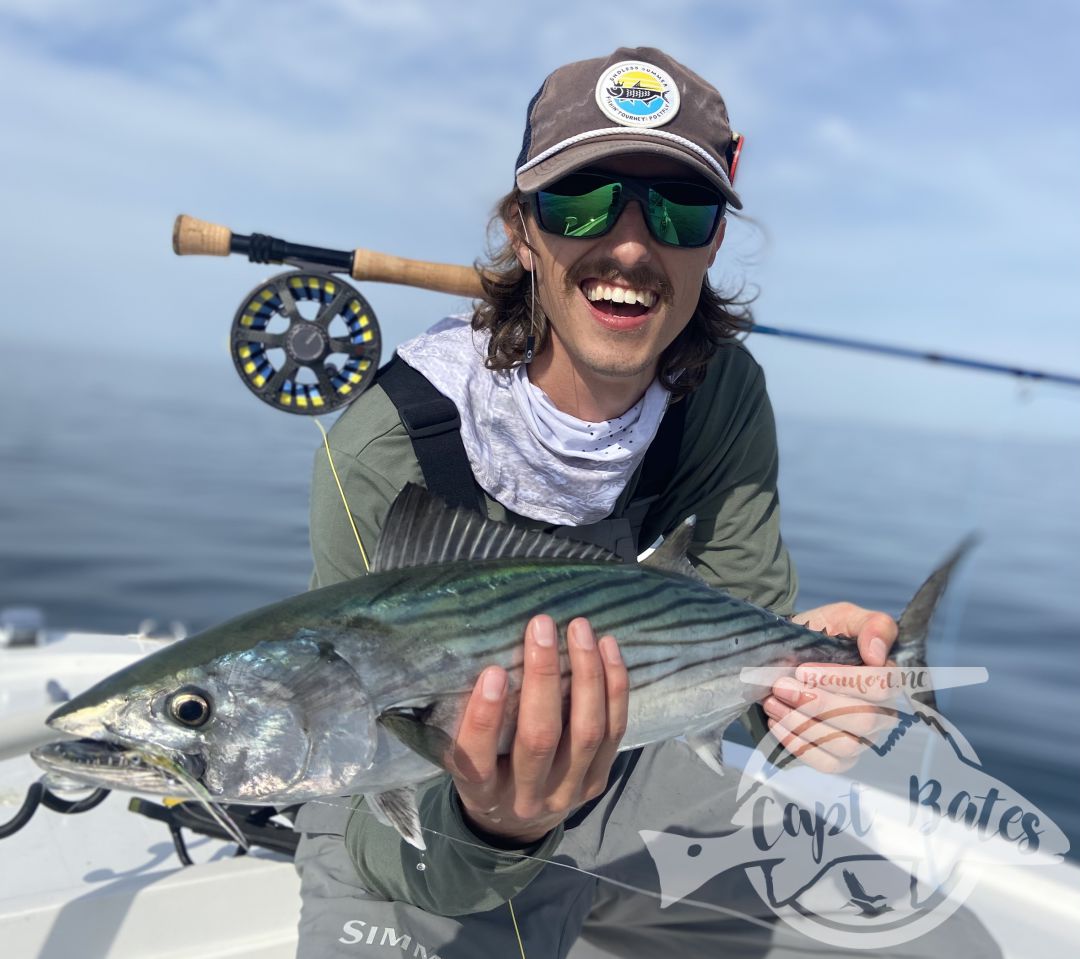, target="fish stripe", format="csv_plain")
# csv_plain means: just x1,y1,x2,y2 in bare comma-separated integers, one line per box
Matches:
380,574,606,632
628,622,849,692
636,611,761,634
601,603,749,635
